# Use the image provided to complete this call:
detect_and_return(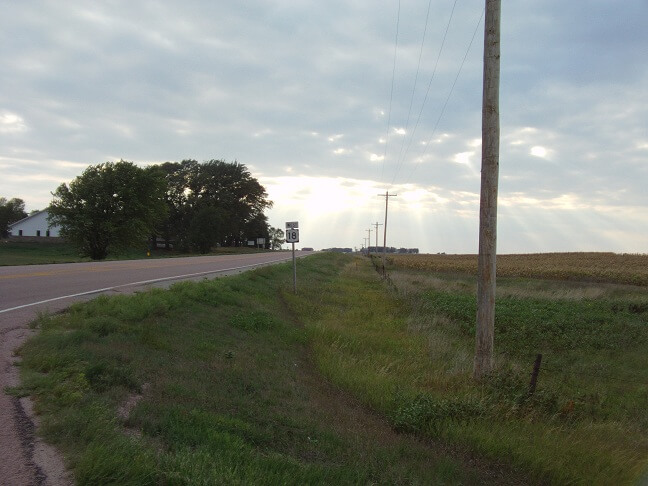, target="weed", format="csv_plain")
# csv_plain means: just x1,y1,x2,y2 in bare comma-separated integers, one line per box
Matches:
17,253,481,485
